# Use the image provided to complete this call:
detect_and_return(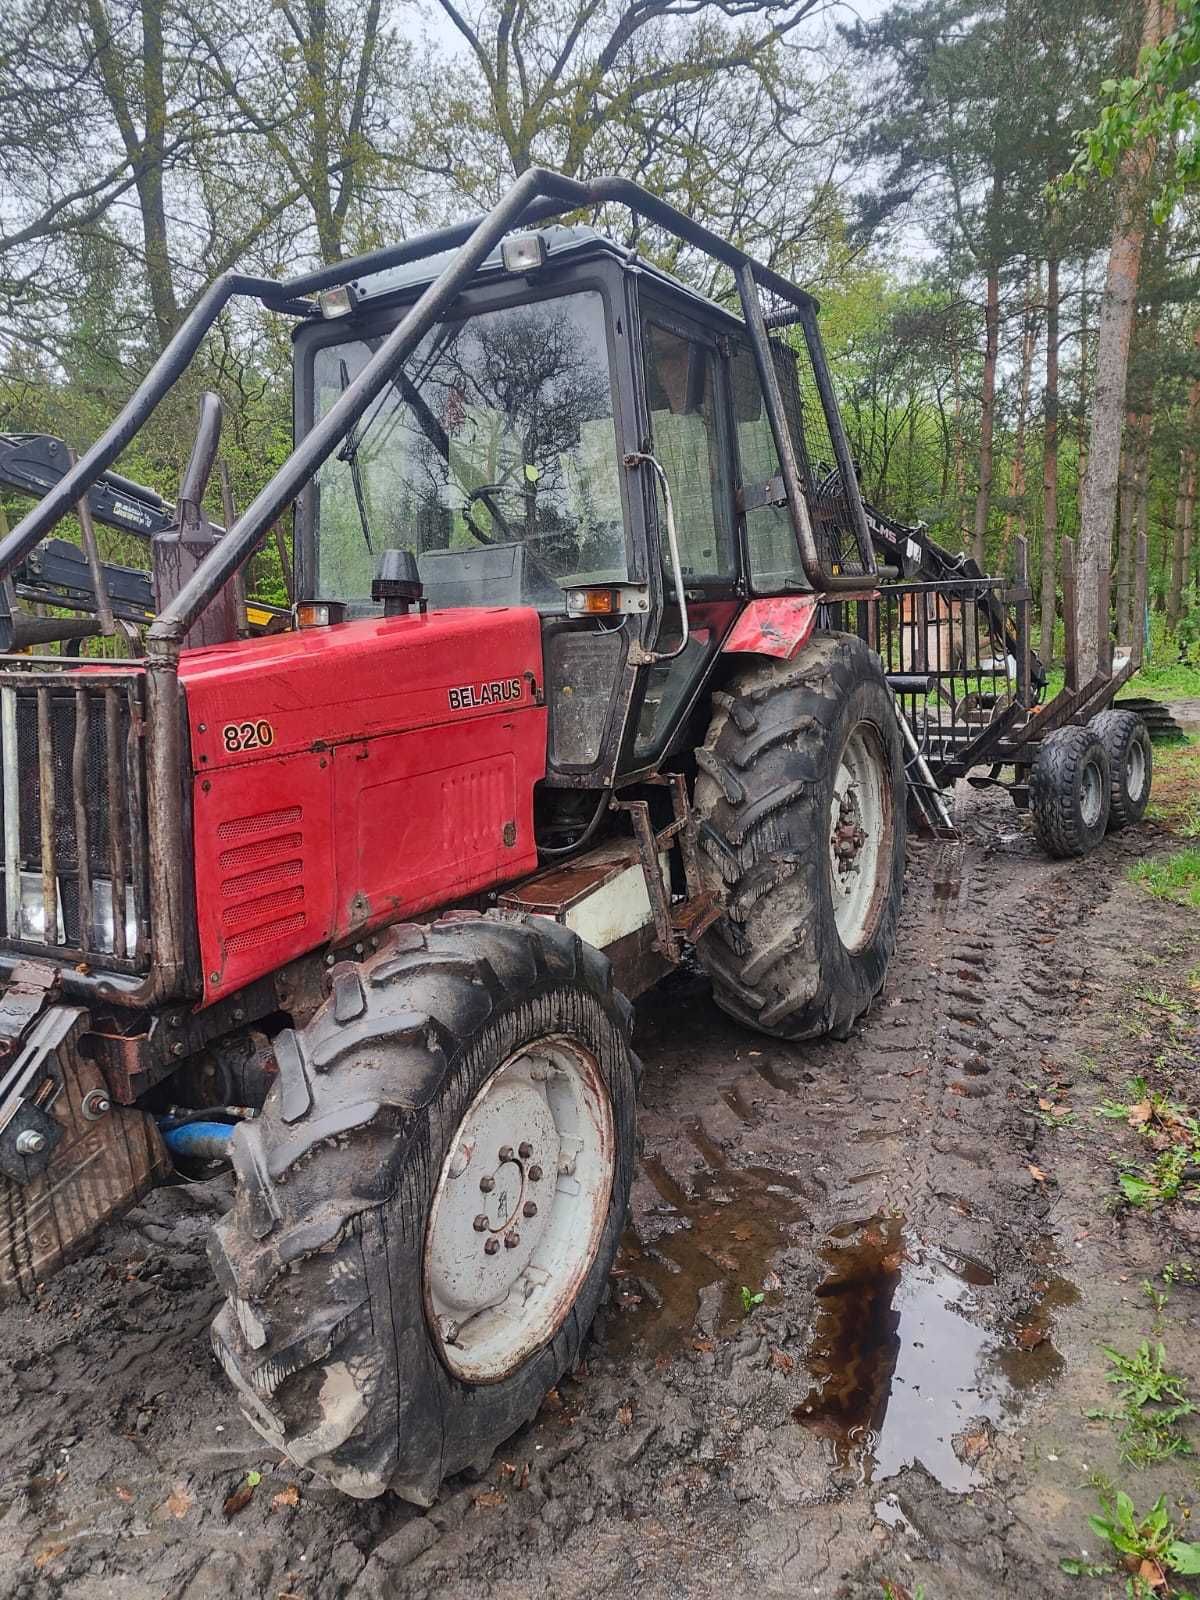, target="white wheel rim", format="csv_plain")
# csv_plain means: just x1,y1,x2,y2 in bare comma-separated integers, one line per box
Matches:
1081,759,1103,828
829,722,892,951
1126,739,1147,801
424,1038,613,1383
